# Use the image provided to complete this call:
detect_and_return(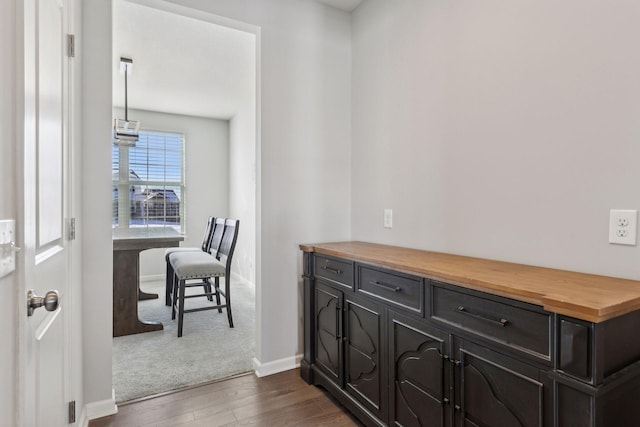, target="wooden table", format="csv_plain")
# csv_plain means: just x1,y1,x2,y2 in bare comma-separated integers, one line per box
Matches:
113,227,184,337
